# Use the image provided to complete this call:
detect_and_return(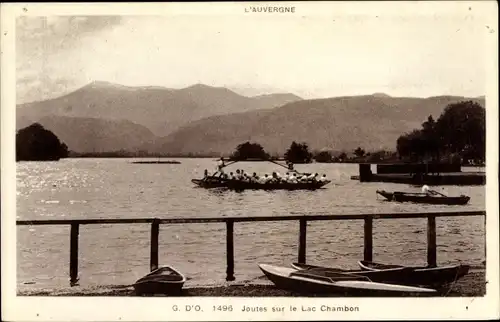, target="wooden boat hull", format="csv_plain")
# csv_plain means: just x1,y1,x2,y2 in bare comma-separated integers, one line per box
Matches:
226,180,330,190
259,264,436,296
133,266,186,296
191,178,227,188
358,261,470,287
376,190,470,205
290,262,417,285
192,178,330,190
